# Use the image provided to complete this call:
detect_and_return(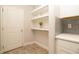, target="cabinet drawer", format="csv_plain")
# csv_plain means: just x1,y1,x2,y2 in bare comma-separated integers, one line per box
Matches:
56,39,79,53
